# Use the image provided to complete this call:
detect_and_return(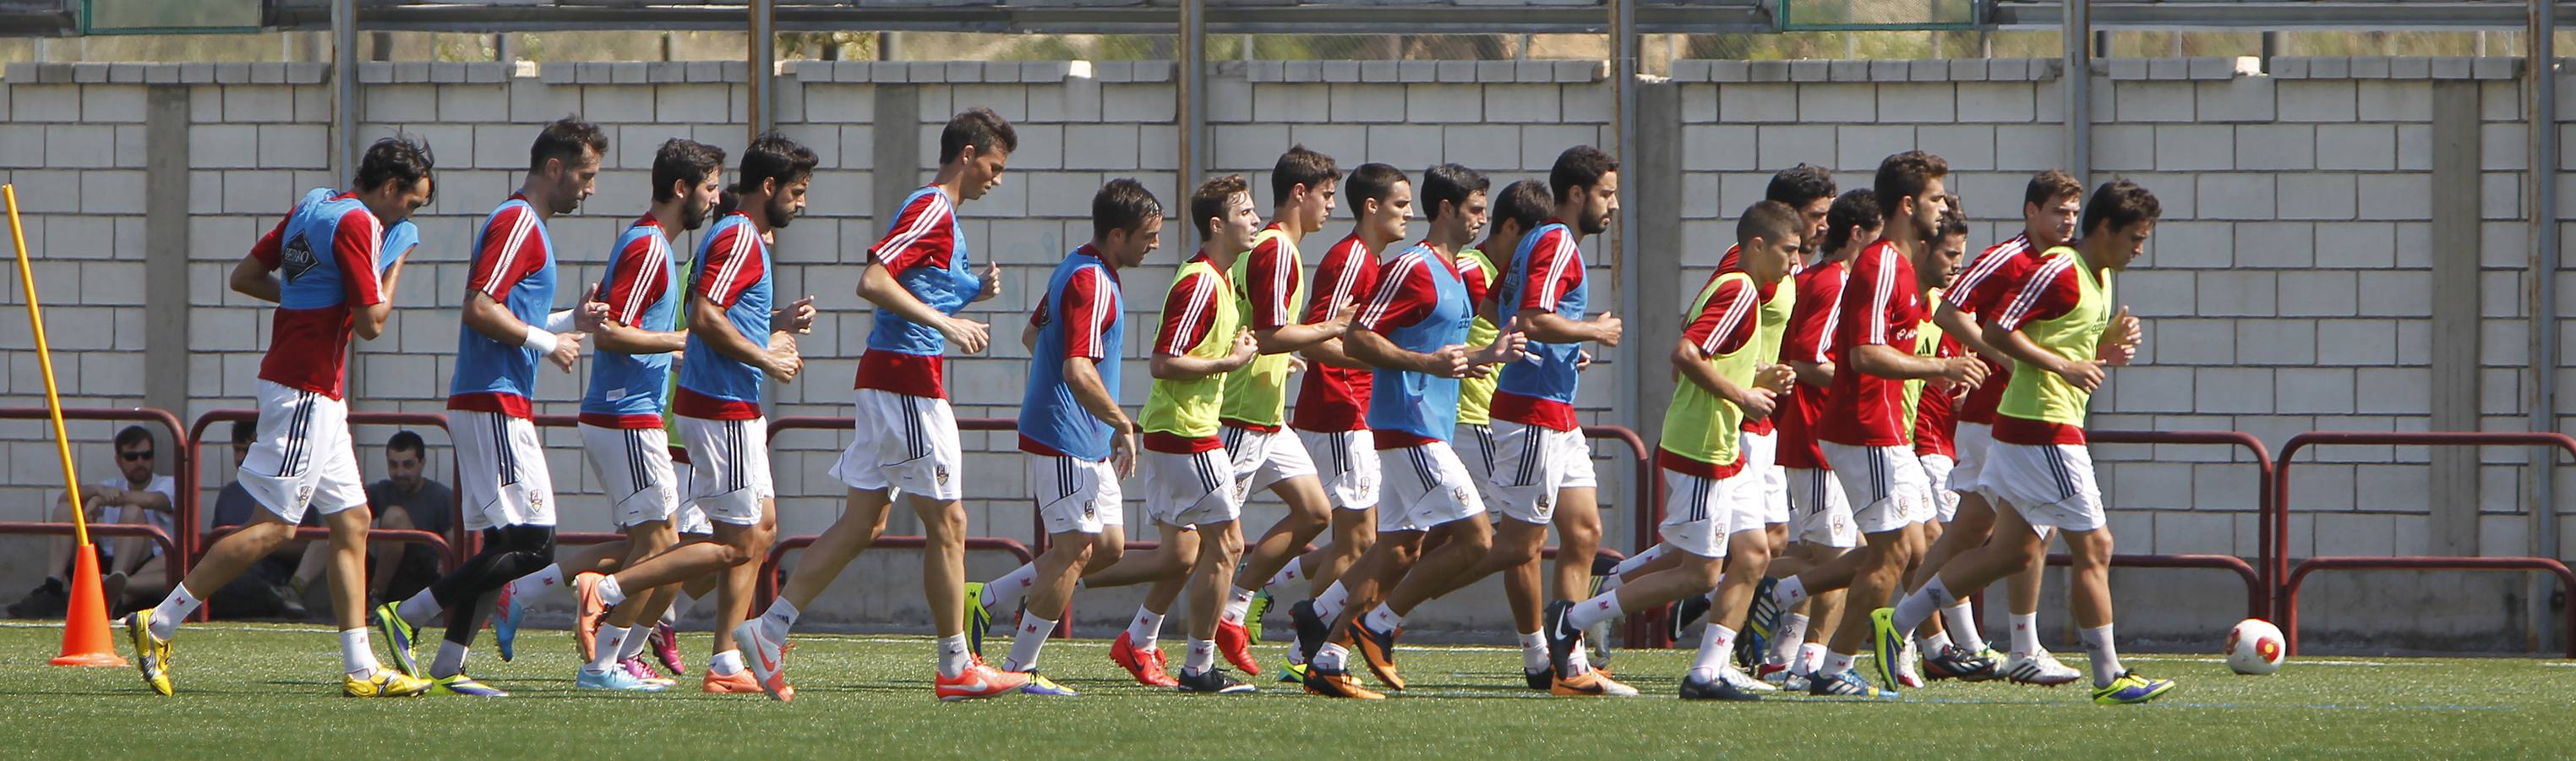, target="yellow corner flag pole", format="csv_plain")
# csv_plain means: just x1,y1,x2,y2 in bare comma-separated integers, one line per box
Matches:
8,183,126,668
